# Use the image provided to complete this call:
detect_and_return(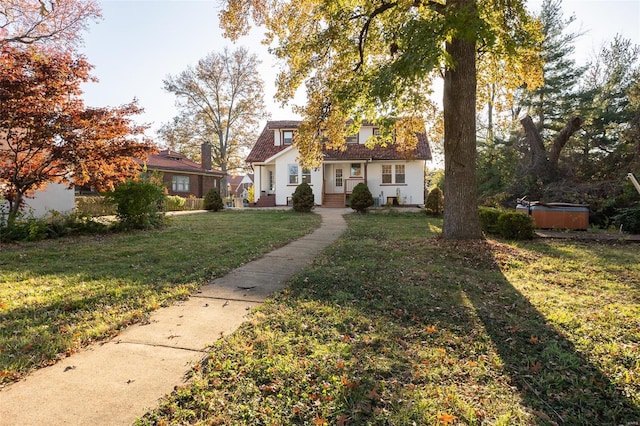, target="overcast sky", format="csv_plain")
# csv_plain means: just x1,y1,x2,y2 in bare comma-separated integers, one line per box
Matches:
79,0,640,143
